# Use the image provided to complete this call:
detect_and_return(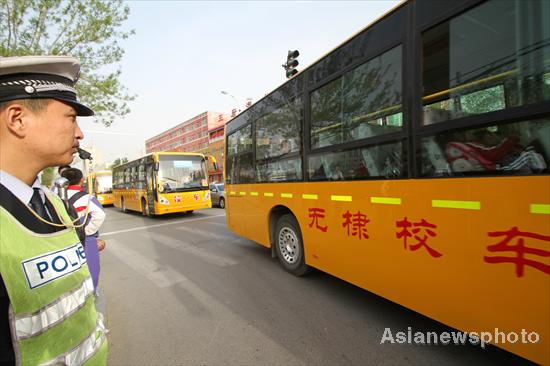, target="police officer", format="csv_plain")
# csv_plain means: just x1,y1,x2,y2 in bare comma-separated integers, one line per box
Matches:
0,56,108,365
